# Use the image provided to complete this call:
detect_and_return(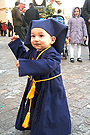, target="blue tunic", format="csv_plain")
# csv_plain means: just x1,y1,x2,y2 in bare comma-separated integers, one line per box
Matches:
8,38,71,135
